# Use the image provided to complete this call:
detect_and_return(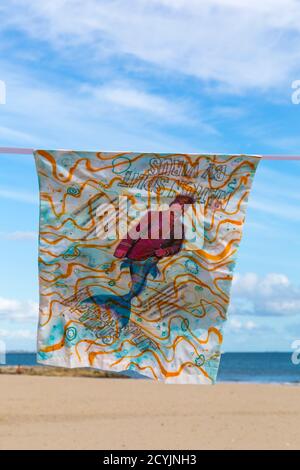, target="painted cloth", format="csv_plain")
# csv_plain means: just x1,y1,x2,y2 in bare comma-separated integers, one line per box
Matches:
34,151,260,384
